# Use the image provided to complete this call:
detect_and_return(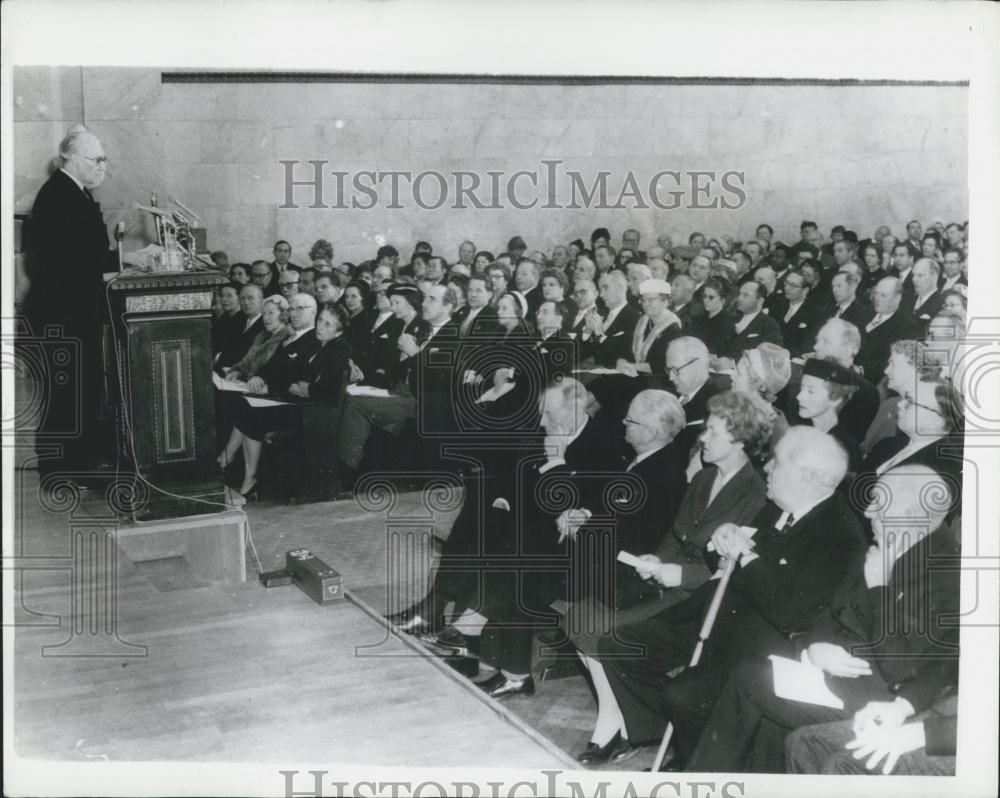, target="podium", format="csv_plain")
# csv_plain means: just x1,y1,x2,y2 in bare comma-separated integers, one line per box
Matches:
104,269,228,521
